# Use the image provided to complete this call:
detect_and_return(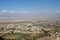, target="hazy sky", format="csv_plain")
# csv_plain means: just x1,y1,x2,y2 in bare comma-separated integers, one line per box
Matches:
0,0,60,19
